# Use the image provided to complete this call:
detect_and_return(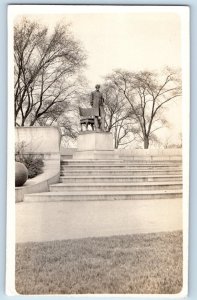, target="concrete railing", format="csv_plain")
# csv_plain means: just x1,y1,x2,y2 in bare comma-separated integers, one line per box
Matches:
60,147,182,160
60,147,77,160
15,126,61,202
116,148,182,161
